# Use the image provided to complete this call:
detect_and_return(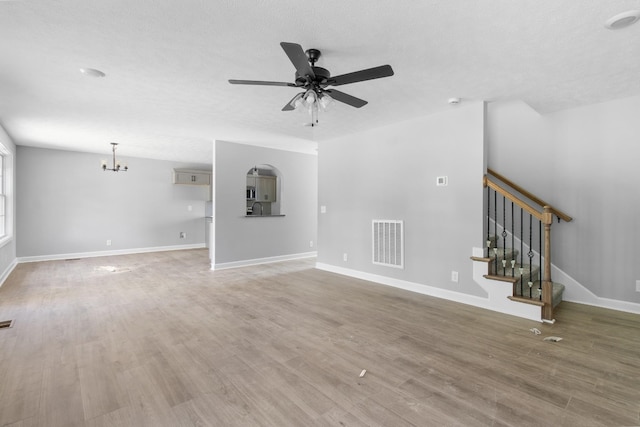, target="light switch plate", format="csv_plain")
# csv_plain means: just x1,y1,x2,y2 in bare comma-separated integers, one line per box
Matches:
320,205,327,213
436,176,448,186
